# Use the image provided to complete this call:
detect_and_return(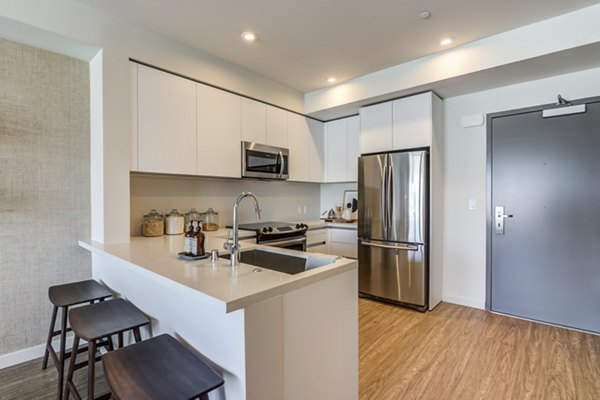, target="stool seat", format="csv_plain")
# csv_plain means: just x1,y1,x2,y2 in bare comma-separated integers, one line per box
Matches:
69,298,149,341
65,298,151,400
43,279,112,400
102,334,224,400
49,279,111,307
